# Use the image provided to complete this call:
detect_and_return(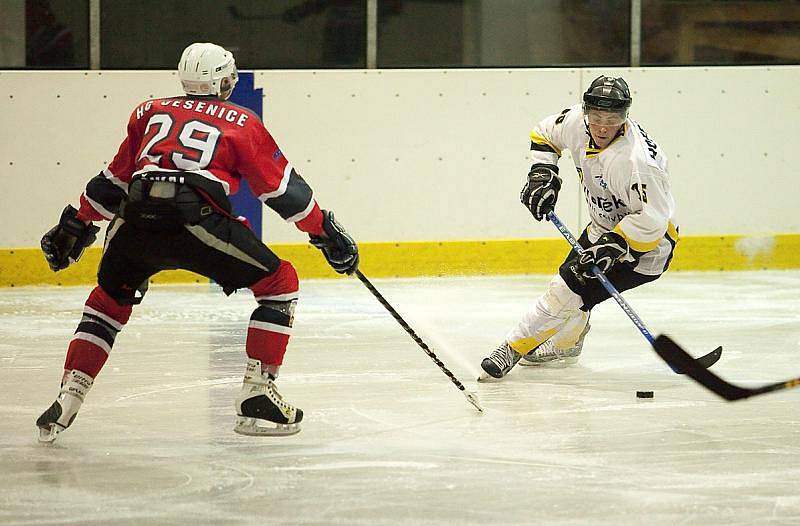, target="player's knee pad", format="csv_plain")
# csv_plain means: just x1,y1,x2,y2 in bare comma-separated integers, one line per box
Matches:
252,298,297,329
250,260,299,301
250,261,299,333
540,275,584,319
